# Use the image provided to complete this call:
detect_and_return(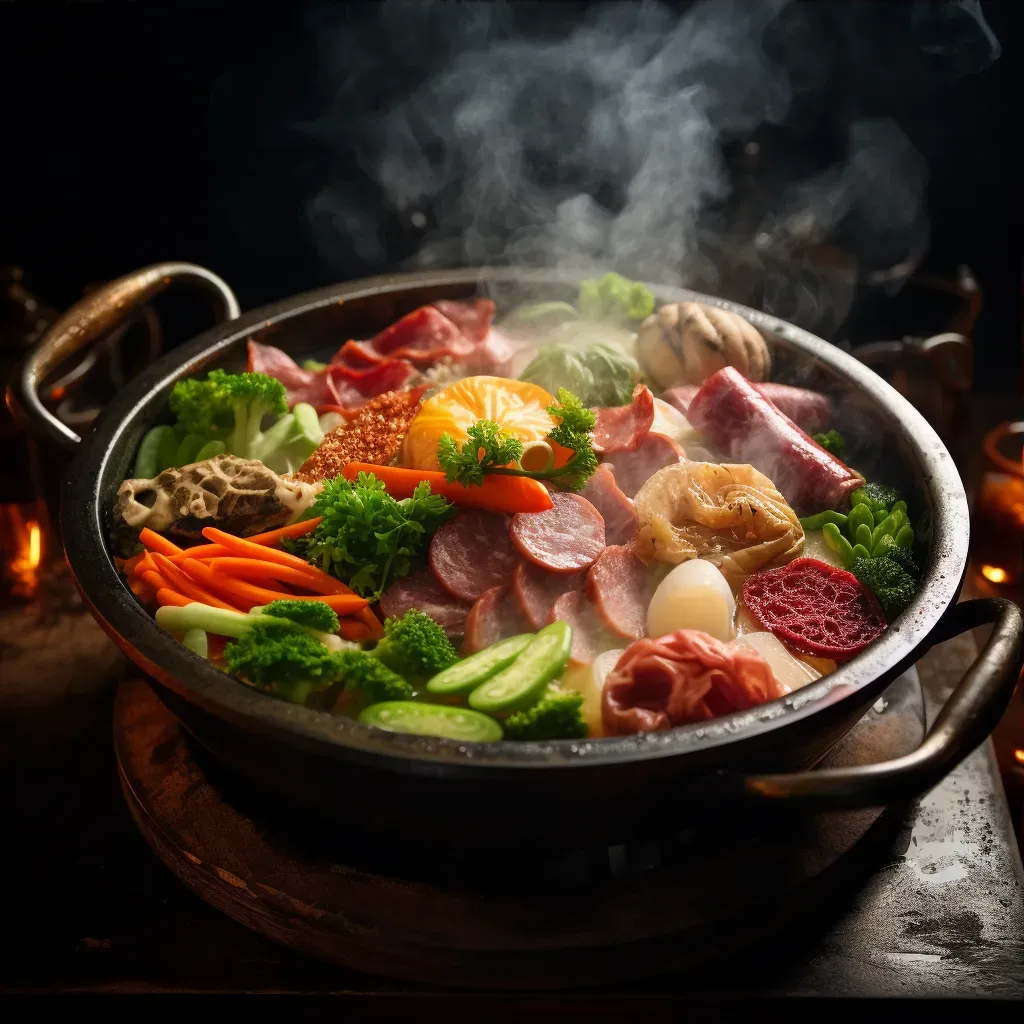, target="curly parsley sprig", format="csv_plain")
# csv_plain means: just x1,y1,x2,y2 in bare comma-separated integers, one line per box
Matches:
436,388,598,492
